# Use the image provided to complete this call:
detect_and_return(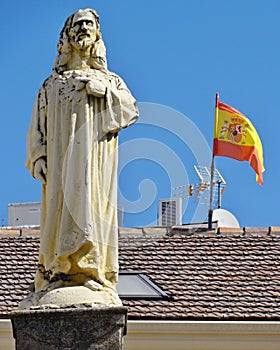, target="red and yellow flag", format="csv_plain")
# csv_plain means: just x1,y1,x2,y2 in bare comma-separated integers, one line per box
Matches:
213,97,264,185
